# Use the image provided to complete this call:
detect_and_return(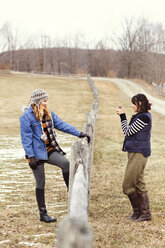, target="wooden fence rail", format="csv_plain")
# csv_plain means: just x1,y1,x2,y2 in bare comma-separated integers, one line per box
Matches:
56,75,98,248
